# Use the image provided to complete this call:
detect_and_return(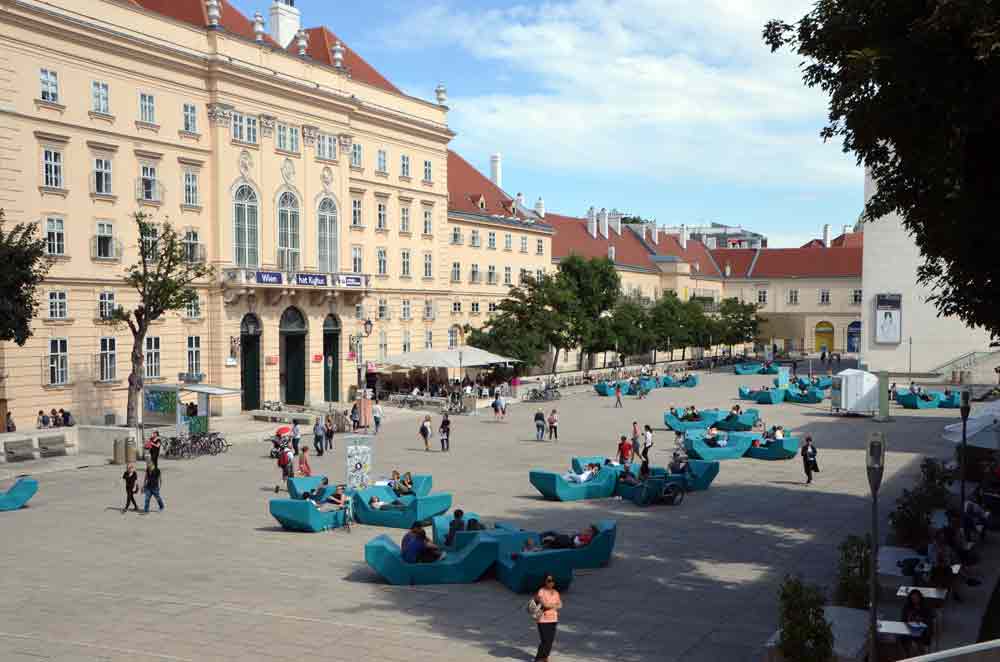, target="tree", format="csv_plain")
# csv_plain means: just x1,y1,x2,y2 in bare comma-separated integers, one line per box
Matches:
0,209,52,345
716,298,760,351
557,255,621,369
649,292,684,356
608,296,654,360
764,3,1000,341
113,212,213,425
777,575,834,662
